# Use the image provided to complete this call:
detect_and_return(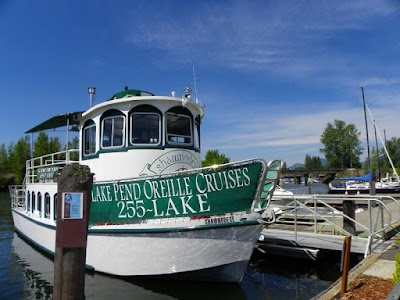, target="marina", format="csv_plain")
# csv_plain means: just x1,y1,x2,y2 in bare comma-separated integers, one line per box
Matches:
4,86,400,298
3,181,400,298
1,2,400,299
259,193,400,259
1,191,340,299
